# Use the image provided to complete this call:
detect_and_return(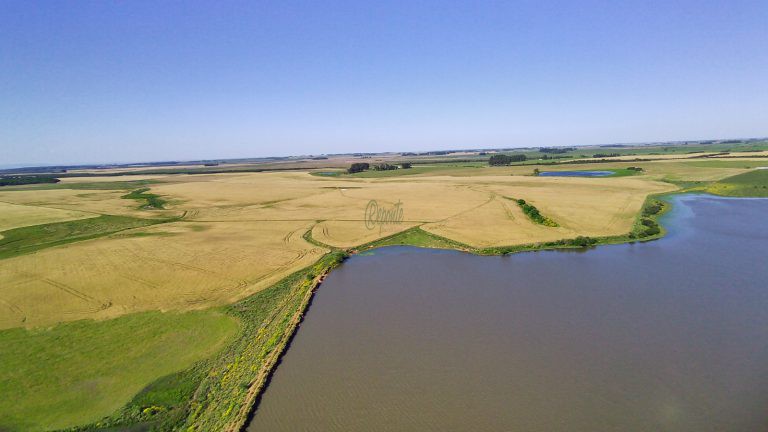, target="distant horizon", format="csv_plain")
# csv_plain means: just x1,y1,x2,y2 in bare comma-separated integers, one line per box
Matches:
2,134,765,171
